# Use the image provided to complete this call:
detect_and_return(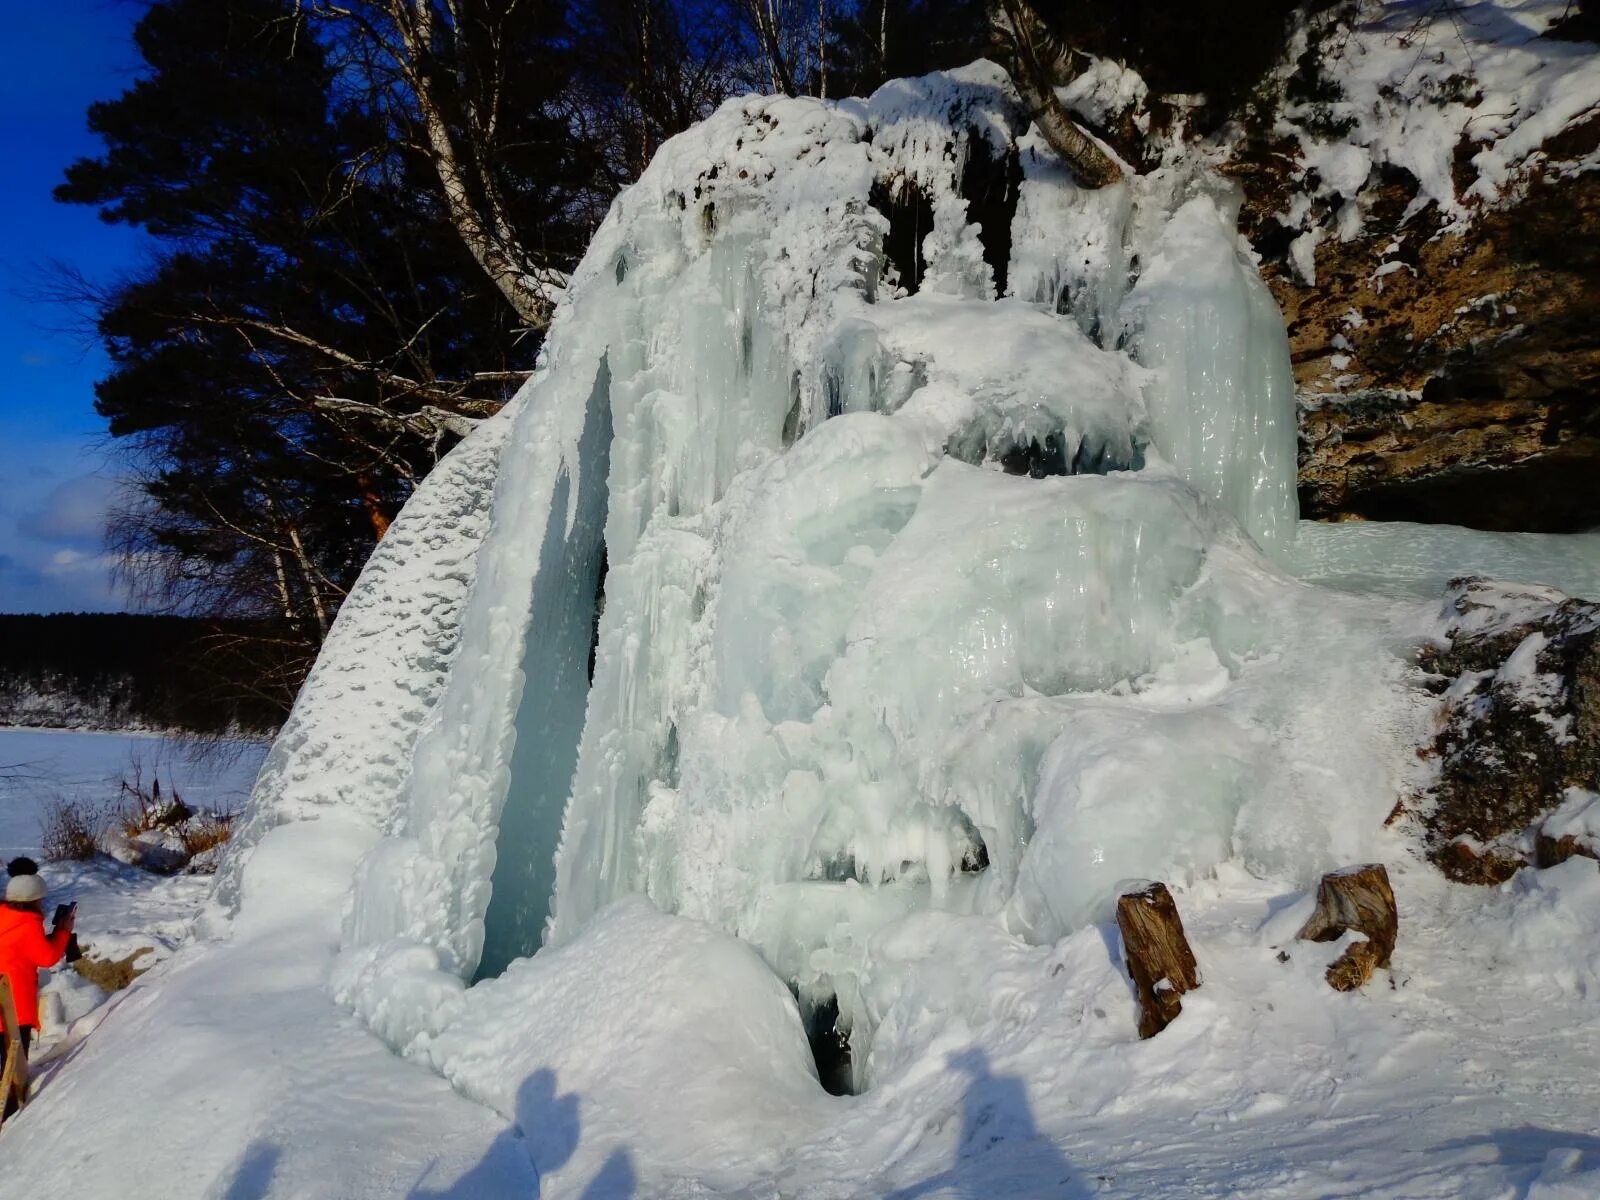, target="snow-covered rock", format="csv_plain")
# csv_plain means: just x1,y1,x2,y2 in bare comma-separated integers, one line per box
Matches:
1416,577,1600,881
